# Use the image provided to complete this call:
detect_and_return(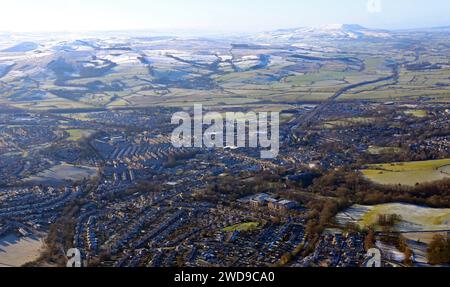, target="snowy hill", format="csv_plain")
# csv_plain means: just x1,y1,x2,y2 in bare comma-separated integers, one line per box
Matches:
254,24,393,43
